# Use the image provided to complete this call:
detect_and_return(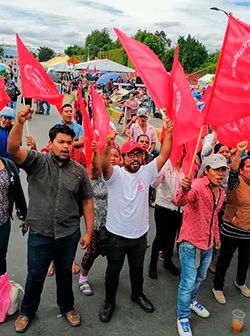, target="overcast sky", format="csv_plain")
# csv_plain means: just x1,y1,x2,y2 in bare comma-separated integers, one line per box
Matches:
1,0,250,52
